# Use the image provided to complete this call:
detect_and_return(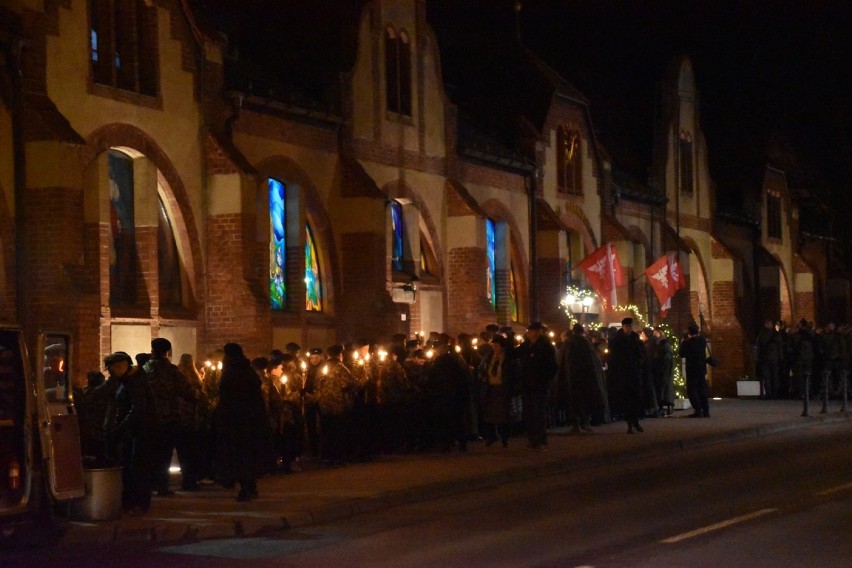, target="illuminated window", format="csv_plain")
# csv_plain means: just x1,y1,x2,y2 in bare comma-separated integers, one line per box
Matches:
269,178,286,310
557,125,582,195
305,225,322,312
384,25,412,116
767,190,782,239
108,150,137,305
486,219,496,310
391,200,405,272
679,131,693,195
509,261,519,322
